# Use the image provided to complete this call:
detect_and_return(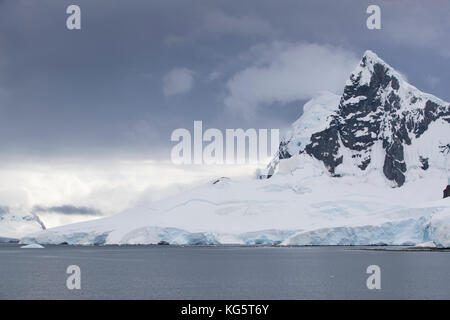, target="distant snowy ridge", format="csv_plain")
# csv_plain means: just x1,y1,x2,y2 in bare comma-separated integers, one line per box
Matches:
21,50,450,247
0,207,45,239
